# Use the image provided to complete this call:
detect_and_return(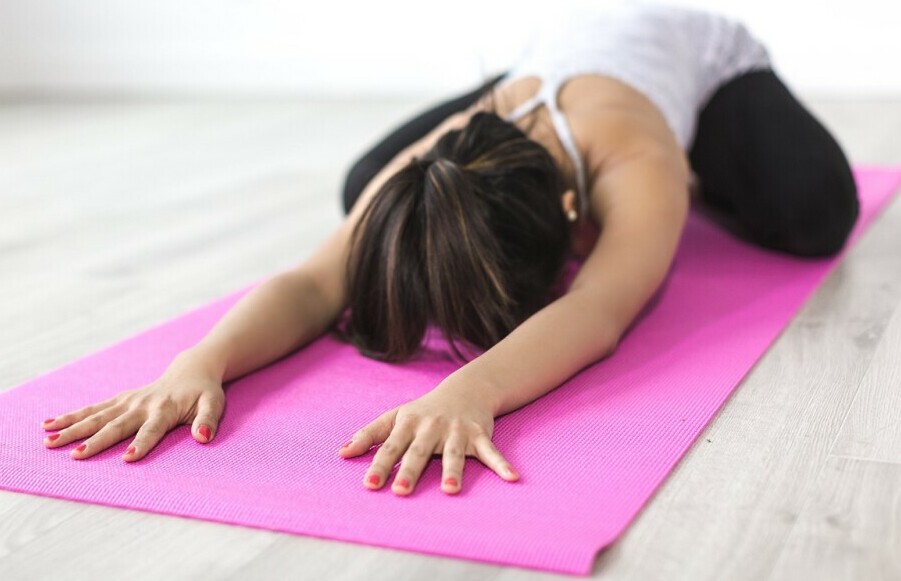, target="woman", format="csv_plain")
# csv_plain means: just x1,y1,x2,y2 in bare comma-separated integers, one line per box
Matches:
40,3,858,496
